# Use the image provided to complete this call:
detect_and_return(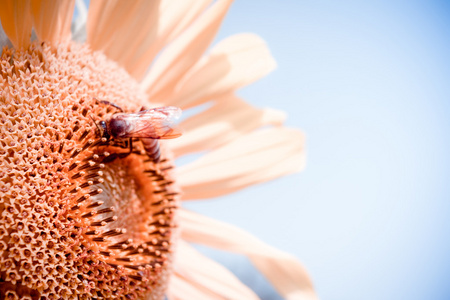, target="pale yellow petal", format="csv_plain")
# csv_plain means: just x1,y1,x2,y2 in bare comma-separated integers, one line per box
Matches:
87,0,211,79
87,0,159,73
180,210,318,300
166,33,277,109
30,0,75,42
170,241,260,300
169,94,286,157
176,127,306,200
87,0,153,52
0,0,32,49
162,0,212,45
125,0,212,79
168,273,224,300
142,0,233,101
